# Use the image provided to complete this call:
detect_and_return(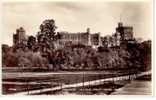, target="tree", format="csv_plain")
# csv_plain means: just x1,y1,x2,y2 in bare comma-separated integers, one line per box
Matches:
27,35,36,50
39,19,57,41
38,19,58,50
